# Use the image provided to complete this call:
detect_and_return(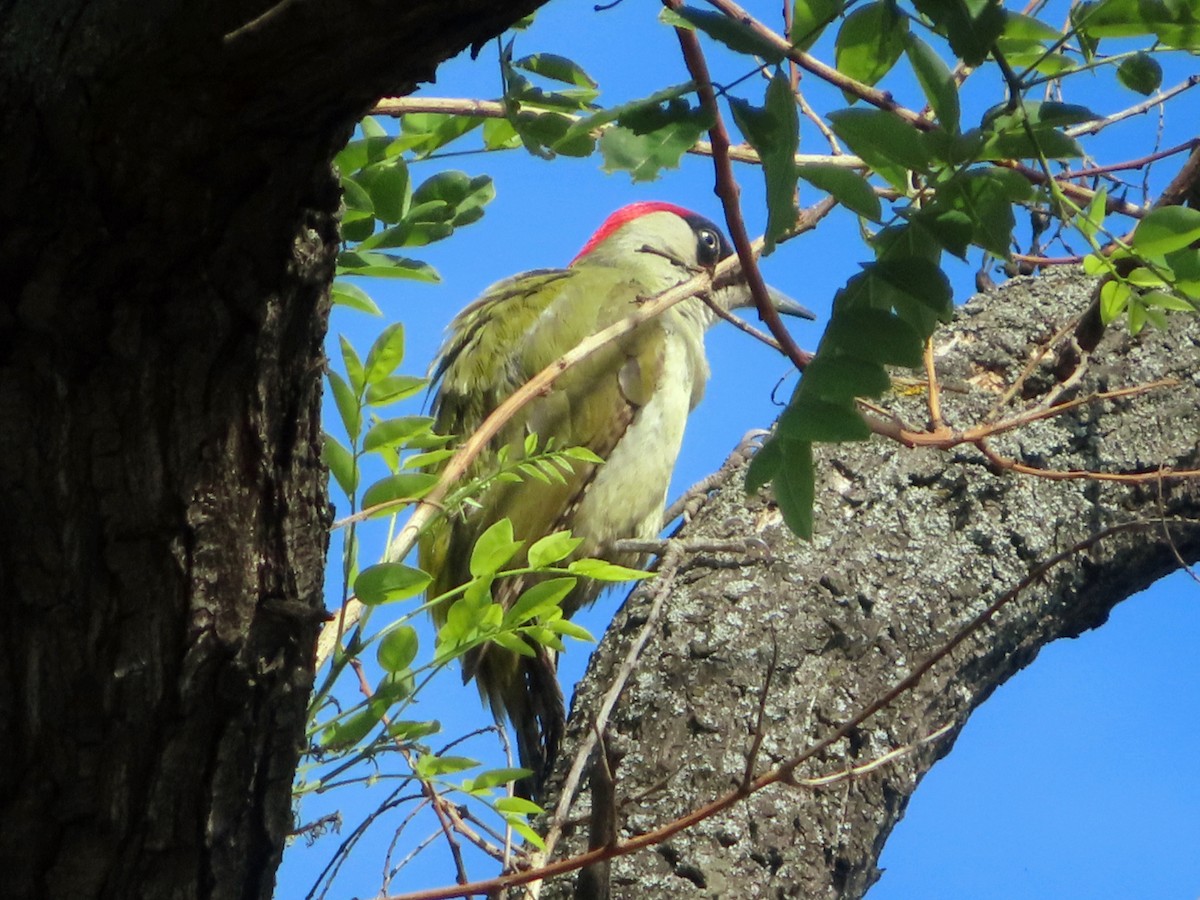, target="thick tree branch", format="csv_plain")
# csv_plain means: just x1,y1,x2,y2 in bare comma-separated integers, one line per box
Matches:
536,268,1200,899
